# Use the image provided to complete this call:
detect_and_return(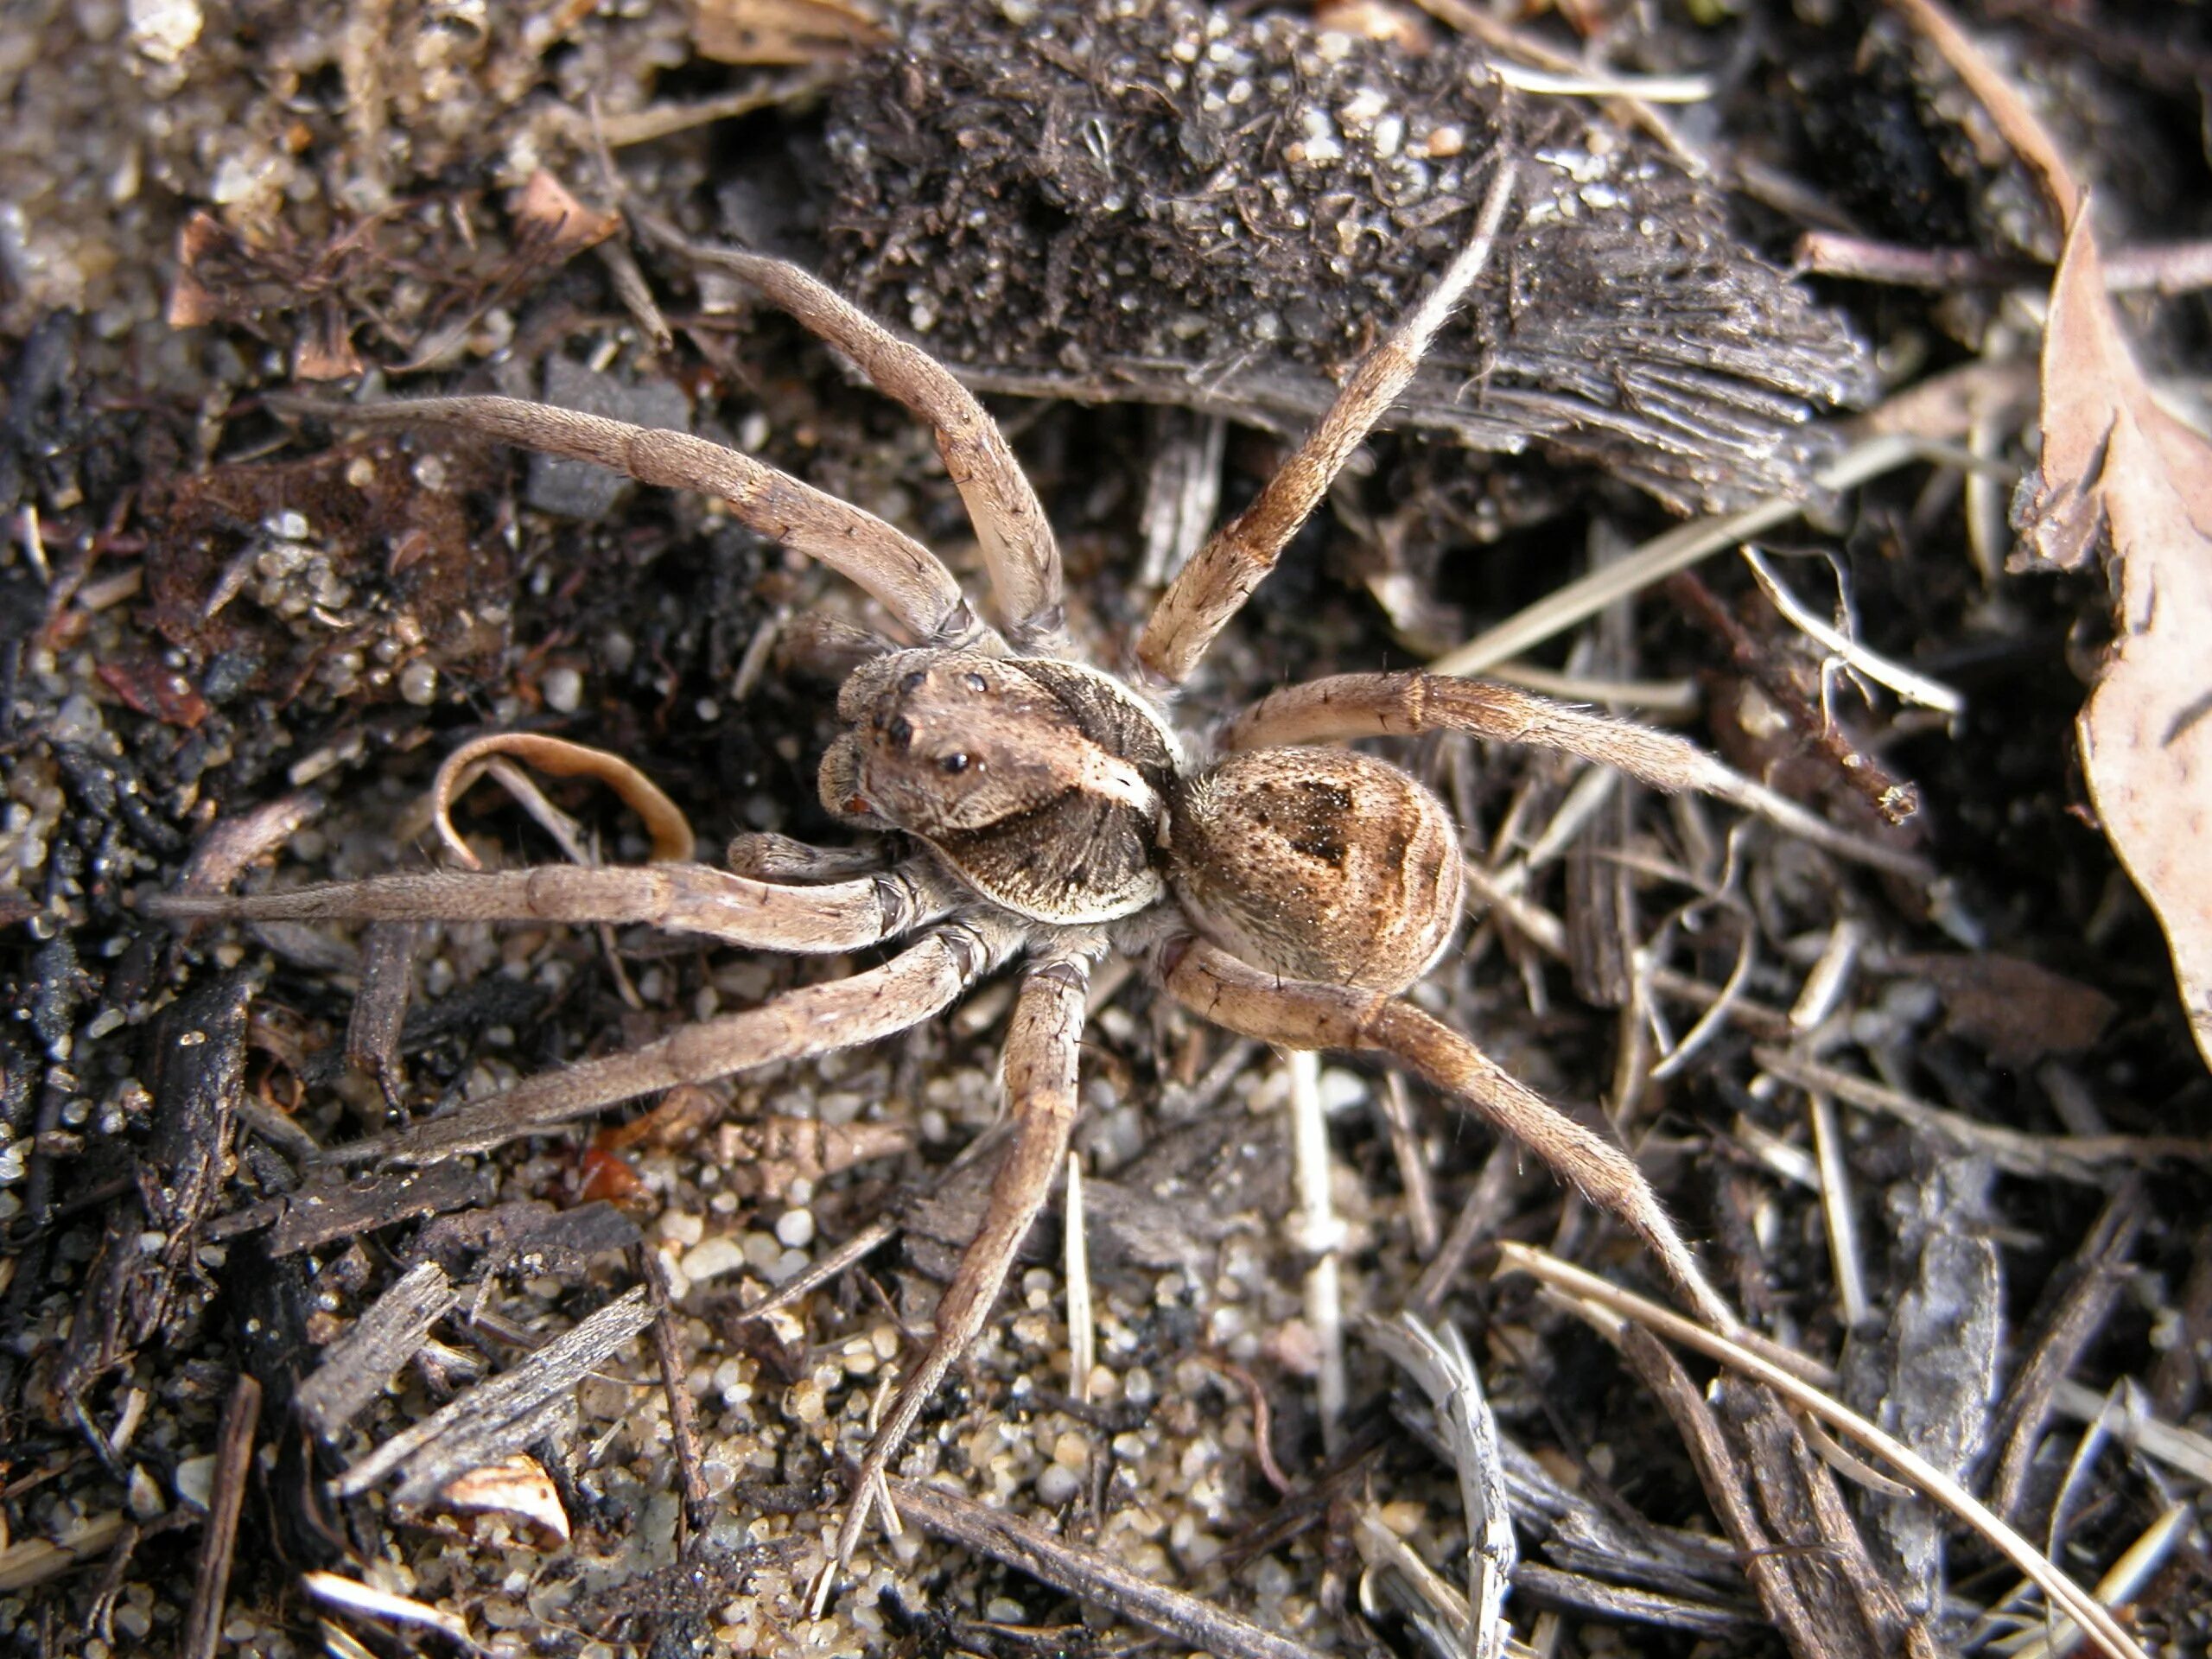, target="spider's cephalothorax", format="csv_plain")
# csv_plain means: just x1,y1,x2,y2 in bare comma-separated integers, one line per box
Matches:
156,177,1926,1610
825,648,1179,924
